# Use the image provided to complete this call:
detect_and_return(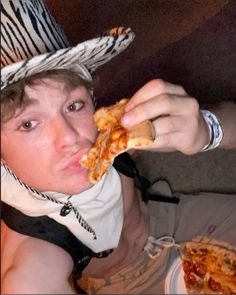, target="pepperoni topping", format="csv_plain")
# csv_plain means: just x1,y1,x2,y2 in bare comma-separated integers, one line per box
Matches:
184,273,197,286
193,263,207,278
183,260,194,275
208,278,222,292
